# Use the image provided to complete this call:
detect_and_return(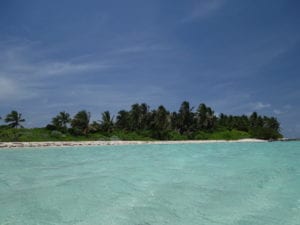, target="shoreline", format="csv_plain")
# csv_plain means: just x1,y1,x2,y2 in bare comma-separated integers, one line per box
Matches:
0,139,266,149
